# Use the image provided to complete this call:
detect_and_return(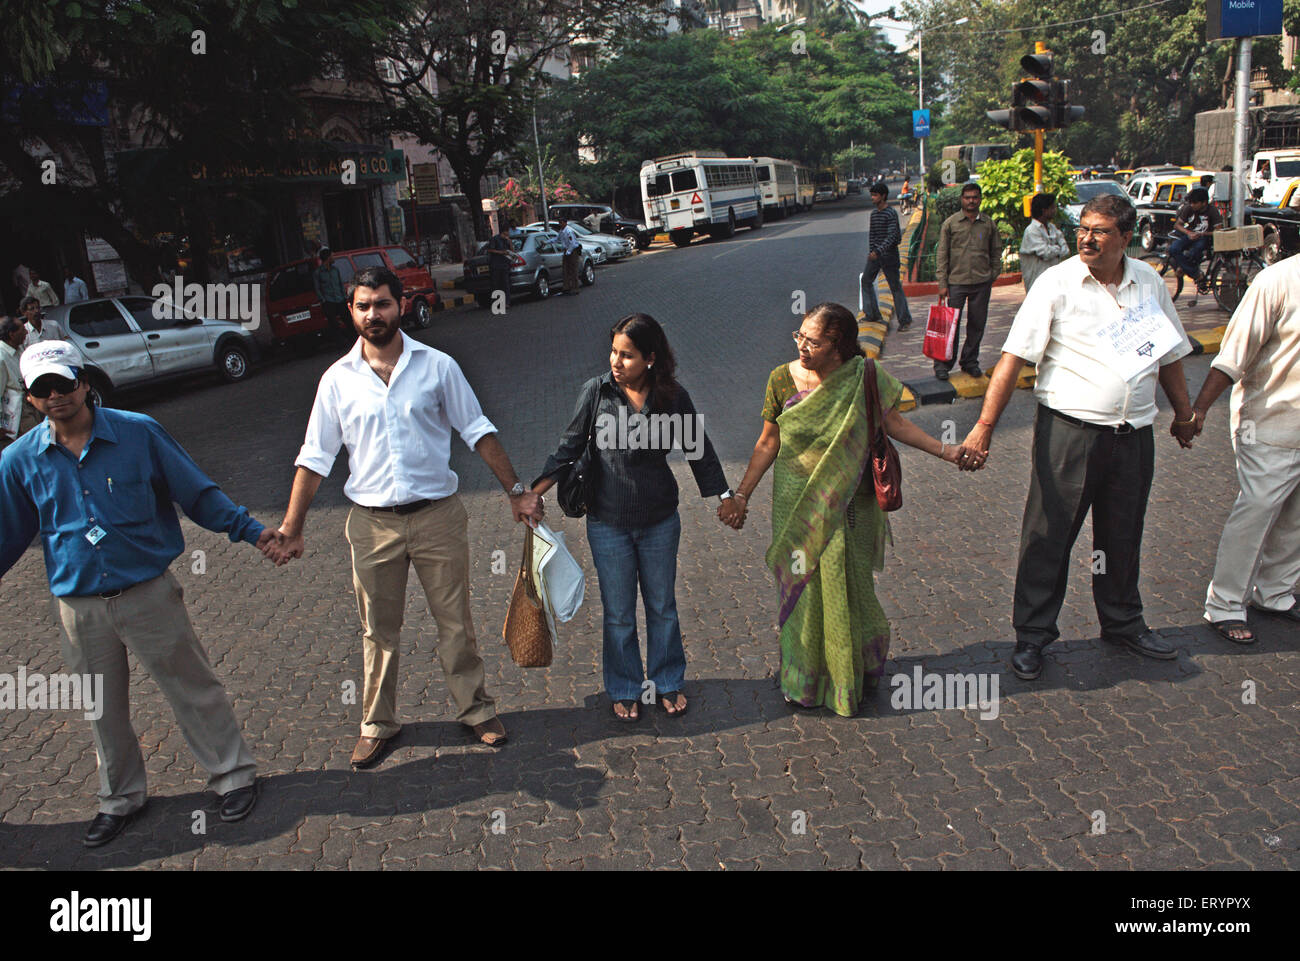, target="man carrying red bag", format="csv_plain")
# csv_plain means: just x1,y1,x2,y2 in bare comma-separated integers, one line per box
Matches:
934,183,1002,380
